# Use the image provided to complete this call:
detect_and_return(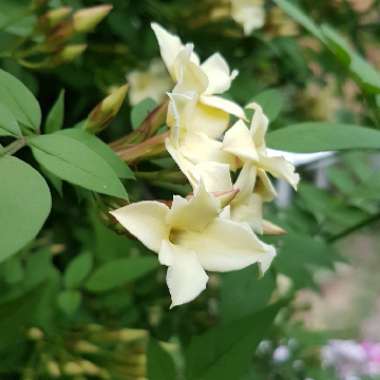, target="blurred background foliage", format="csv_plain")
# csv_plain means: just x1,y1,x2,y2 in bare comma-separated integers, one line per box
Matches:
0,0,380,379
